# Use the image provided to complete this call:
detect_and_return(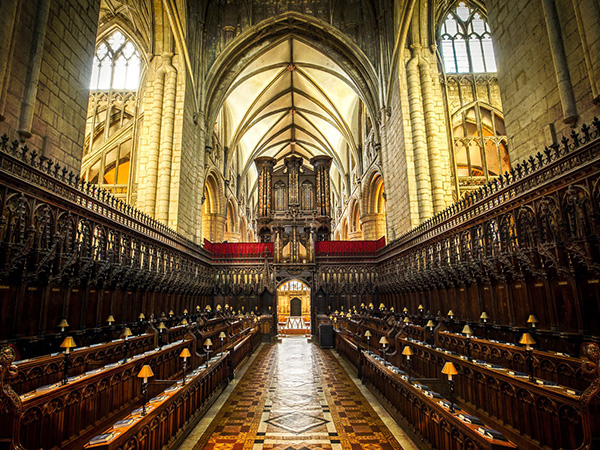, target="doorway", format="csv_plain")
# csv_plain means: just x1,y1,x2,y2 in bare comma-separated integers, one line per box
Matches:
277,279,310,336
